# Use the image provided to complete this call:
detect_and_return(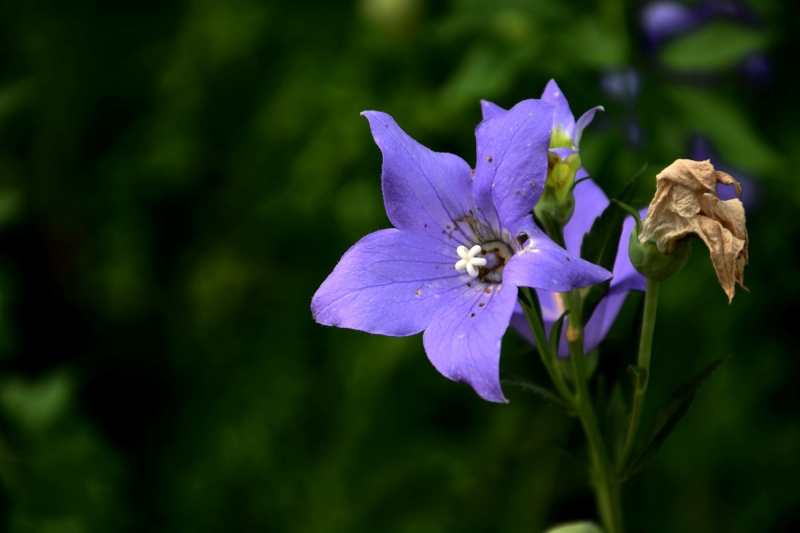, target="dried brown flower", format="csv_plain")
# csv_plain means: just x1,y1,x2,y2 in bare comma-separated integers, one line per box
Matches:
639,159,748,302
